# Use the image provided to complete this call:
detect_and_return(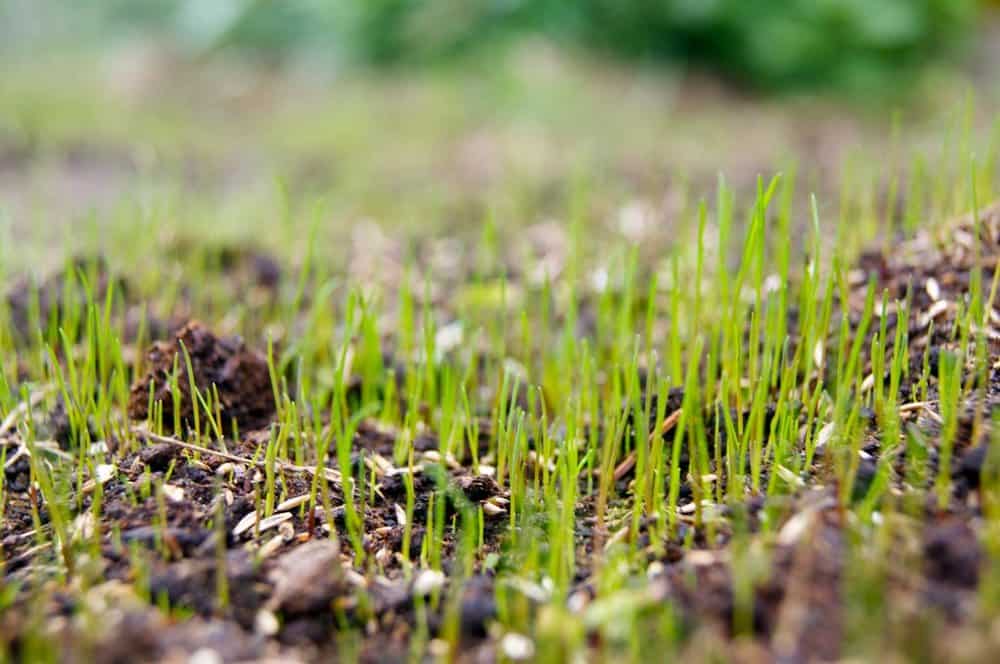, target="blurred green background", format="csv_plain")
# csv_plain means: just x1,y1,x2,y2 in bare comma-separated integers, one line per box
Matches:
2,0,999,276
0,0,986,92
